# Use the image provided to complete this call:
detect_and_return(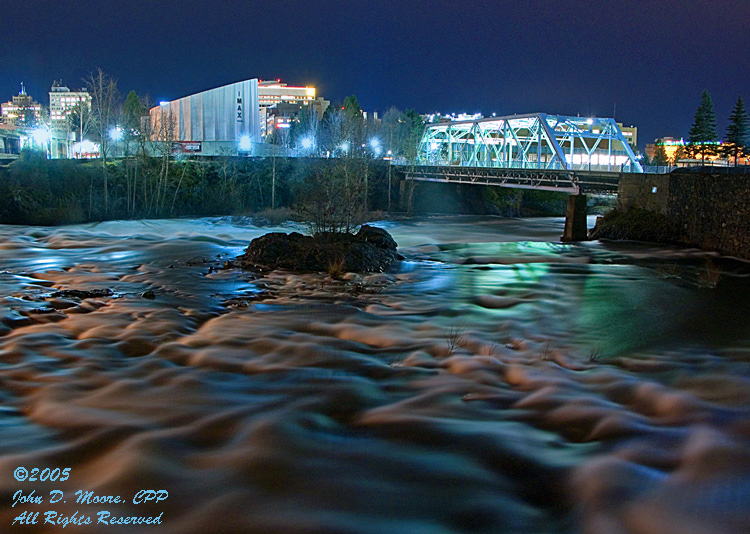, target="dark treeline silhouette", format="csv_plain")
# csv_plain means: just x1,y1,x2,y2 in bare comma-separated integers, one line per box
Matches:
0,153,394,226
0,152,575,226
